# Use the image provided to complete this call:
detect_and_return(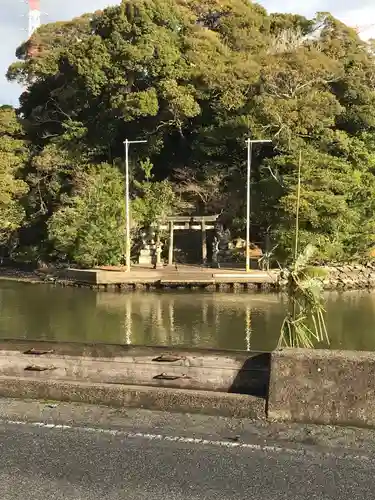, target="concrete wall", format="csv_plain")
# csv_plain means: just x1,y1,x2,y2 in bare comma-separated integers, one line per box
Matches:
4,339,375,427
0,341,268,419
0,340,269,397
268,349,375,427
